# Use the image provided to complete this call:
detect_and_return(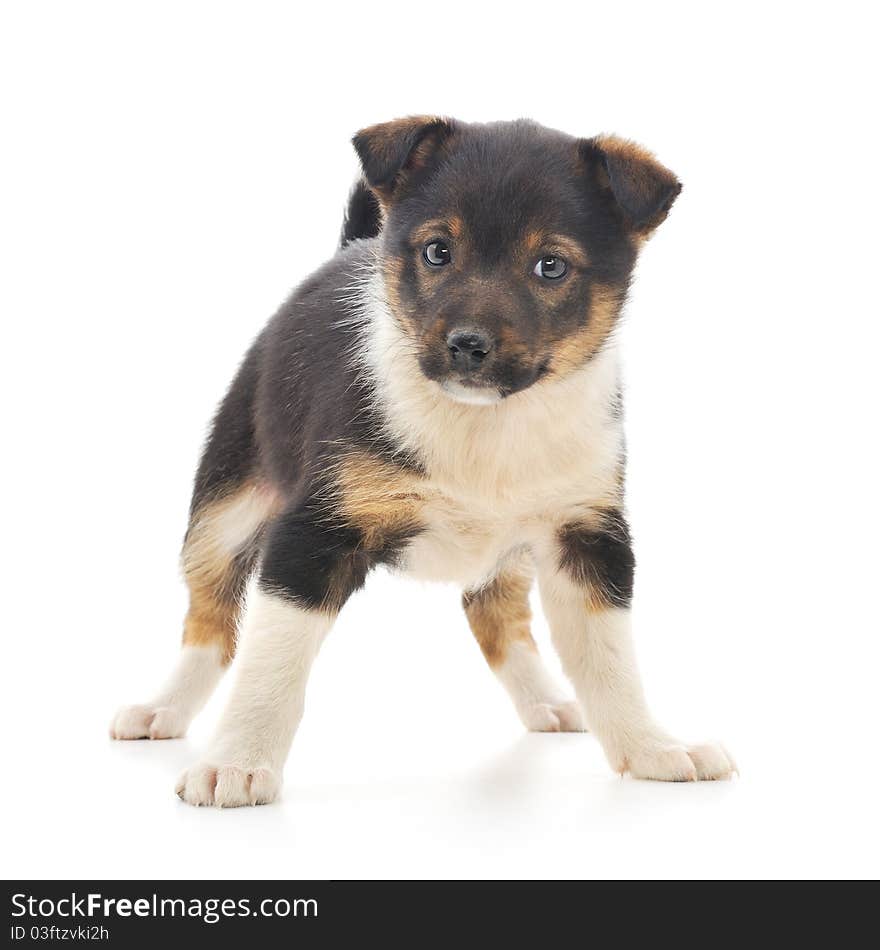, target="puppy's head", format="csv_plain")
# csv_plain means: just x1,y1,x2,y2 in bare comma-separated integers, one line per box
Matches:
353,117,681,404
